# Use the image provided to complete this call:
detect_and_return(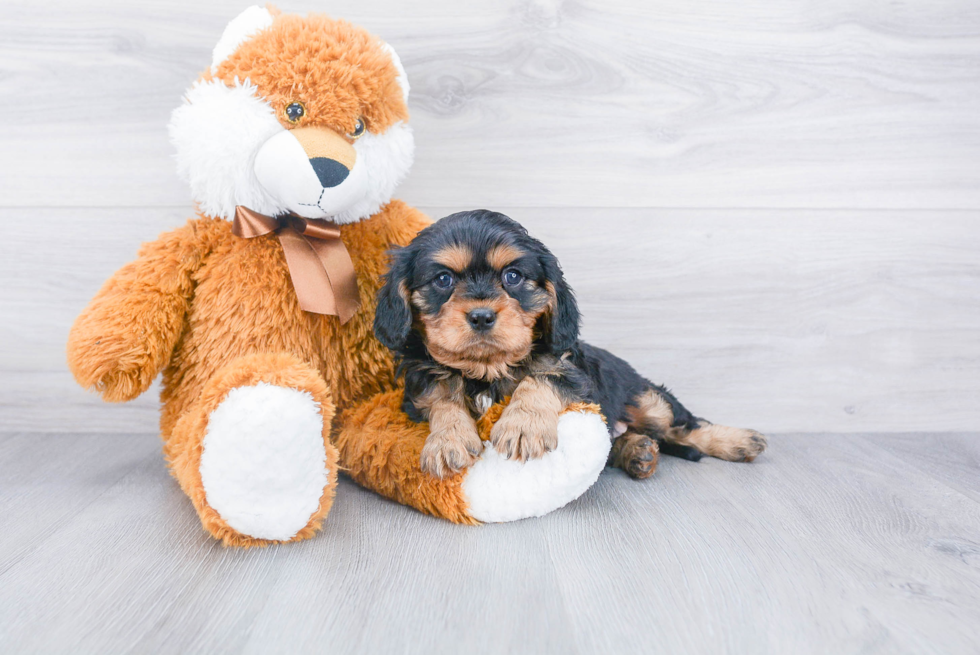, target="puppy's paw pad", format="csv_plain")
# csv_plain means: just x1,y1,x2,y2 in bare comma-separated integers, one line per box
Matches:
613,435,659,479
627,441,659,479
